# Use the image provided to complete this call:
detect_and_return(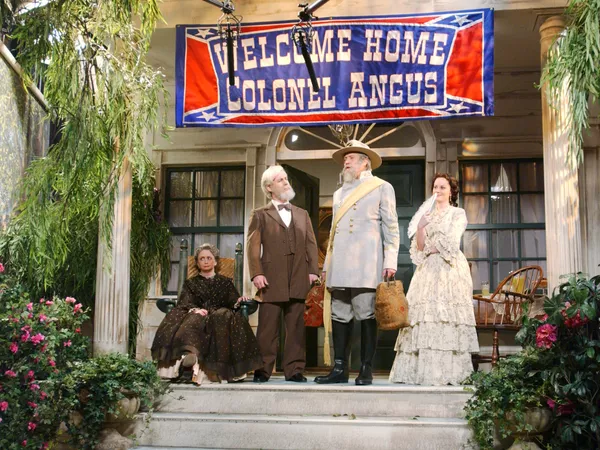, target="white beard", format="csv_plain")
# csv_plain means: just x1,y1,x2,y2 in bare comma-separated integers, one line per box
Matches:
278,187,296,202
341,168,358,184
